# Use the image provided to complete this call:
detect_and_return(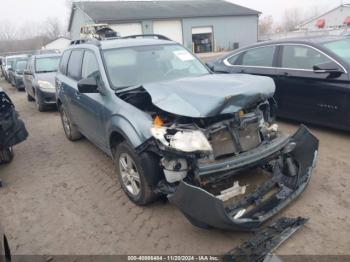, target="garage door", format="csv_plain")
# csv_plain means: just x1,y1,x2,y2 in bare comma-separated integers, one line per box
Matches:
153,20,183,43
110,23,142,37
